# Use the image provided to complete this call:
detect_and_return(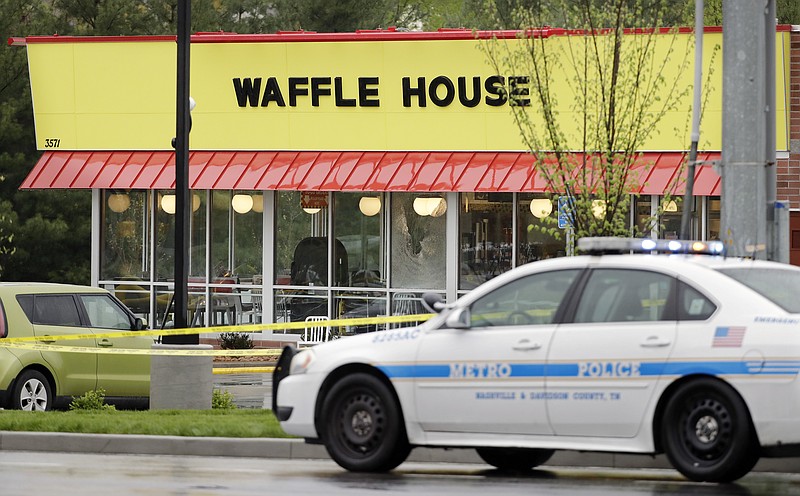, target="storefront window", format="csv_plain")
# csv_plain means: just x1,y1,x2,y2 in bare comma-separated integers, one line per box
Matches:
459,193,513,290
275,289,328,324
634,196,654,236
101,190,148,281
517,193,562,265
153,190,206,282
660,196,684,239
232,192,263,280
275,191,329,286
706,197,720,240
209,191,263,281
334,193,384,288
391,193,446,290
335,290,388,335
